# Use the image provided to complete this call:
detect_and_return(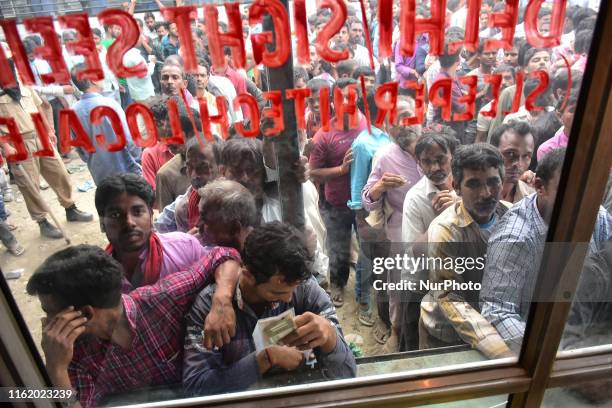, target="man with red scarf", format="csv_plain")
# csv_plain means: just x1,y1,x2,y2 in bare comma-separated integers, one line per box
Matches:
95,173,210,292
176,138,222,233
